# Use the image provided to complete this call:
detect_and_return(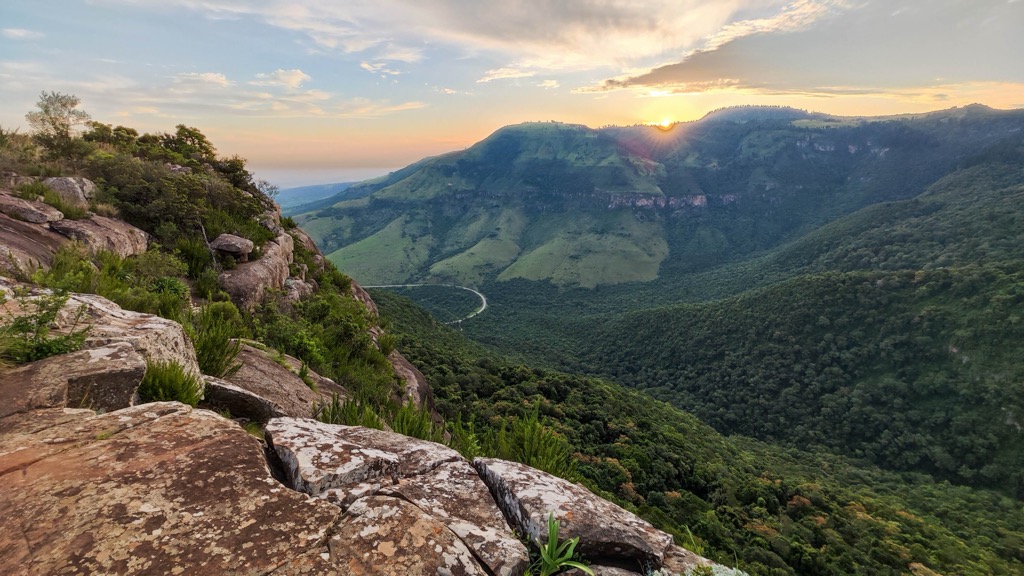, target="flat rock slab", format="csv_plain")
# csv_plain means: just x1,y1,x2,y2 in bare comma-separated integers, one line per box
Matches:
381,461,531,576
210,233,254,260
0,214,68,275
0,342,145,418
266,417,401,497
0,403,341,575
266,418,529,576
203,376,288,423
330,495,487,576
225,344,334,418
474,458,675,569
62,290,202,379
49,215,148,258
0,193,63,224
